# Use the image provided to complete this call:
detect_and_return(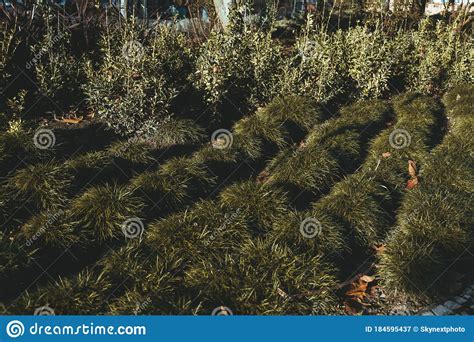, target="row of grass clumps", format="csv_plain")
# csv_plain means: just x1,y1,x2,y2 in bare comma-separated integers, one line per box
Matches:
0,95,324,306
129,94,323,212
5,180,341,315
263,99,391,199
3,97,374,314
311,93,442,260
4,99,382,314
379,85,474,296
